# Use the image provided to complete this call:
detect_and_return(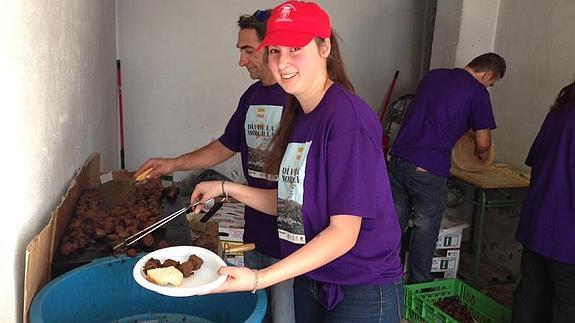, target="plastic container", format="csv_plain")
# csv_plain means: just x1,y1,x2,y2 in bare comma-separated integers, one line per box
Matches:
30,255,266,323
403,279,511,323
